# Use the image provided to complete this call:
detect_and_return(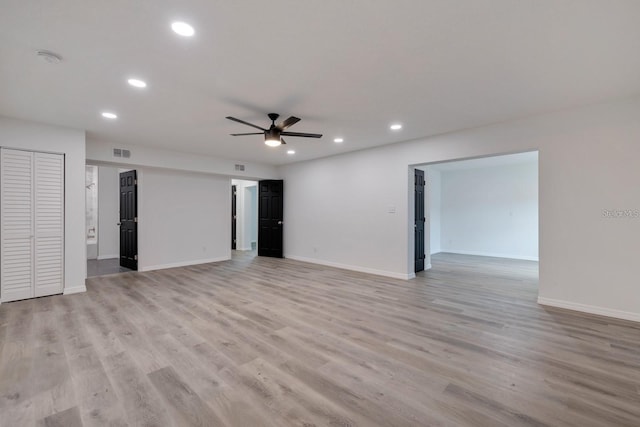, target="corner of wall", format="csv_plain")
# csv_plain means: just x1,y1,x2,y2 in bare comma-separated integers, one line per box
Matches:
64,284,87,295
285,255,415,280
538,297,640,323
